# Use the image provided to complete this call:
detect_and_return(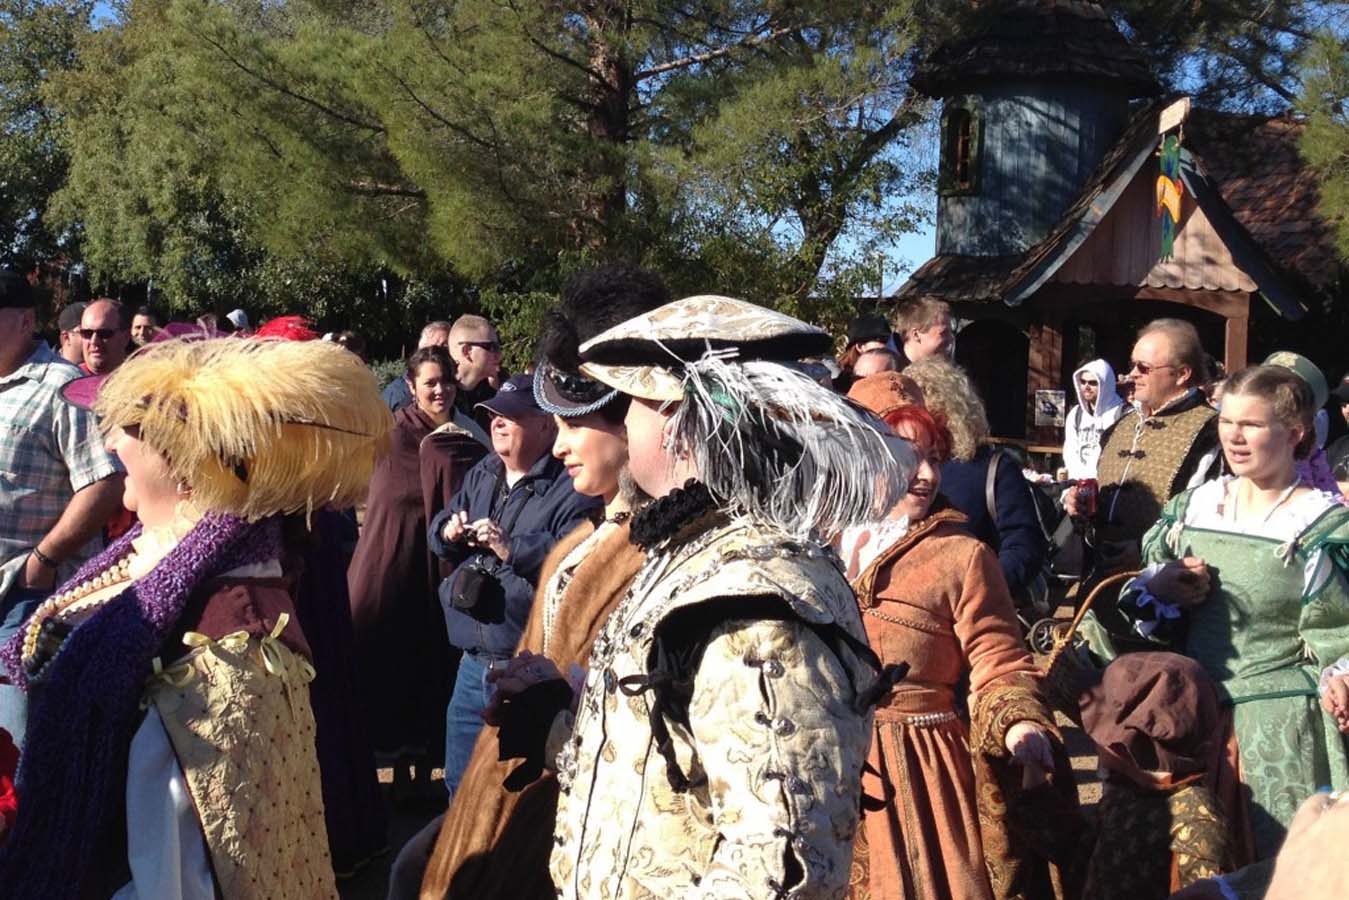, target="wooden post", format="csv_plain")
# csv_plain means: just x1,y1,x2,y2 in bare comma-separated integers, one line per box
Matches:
1224,305,1249,375
1026,317,1064,447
